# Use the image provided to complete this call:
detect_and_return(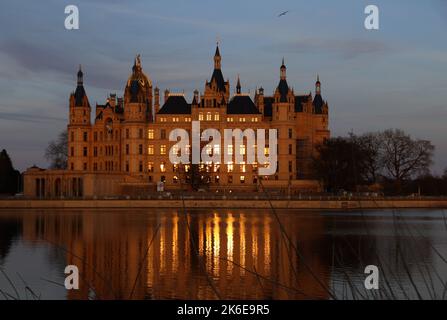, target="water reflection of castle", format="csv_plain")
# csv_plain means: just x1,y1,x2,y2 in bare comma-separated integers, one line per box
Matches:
19,210,332,299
